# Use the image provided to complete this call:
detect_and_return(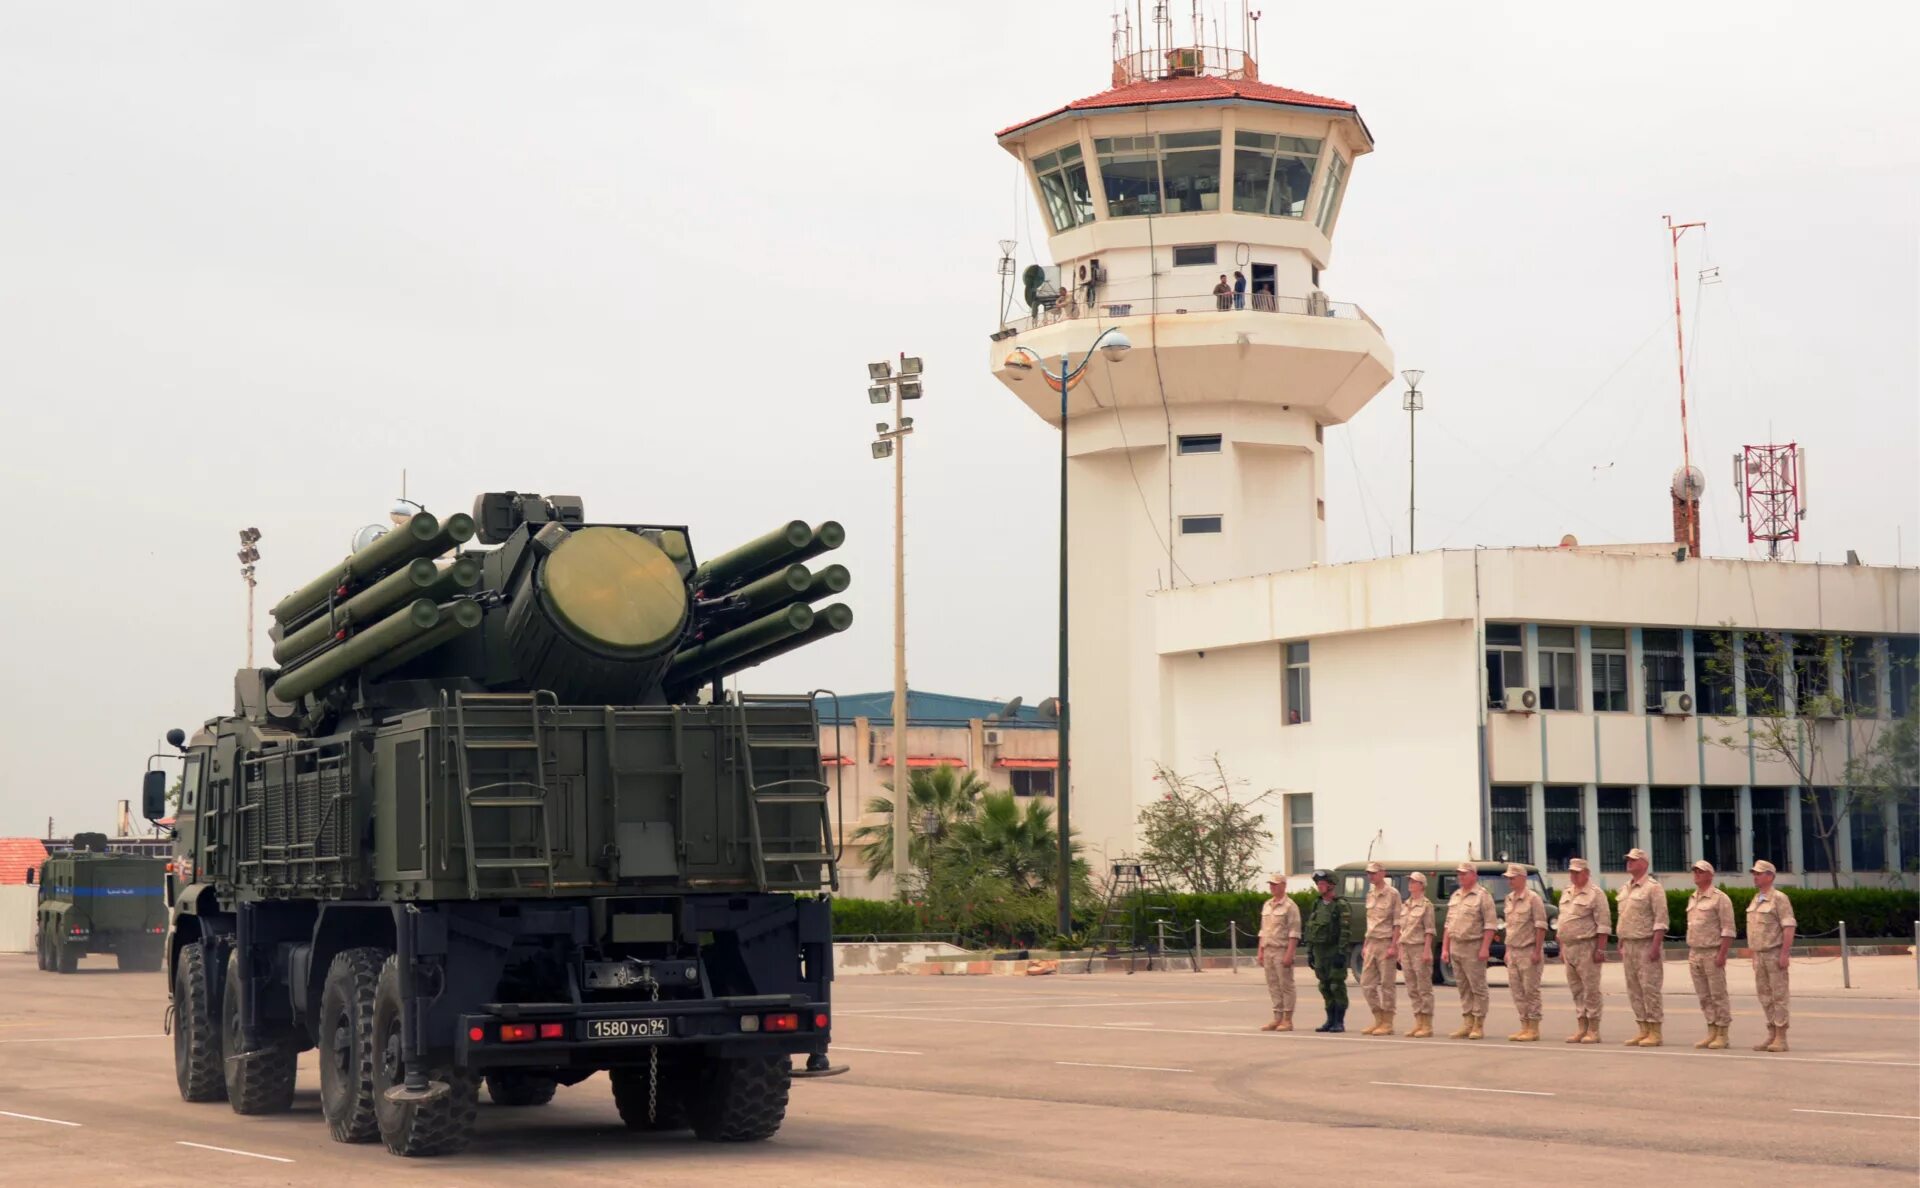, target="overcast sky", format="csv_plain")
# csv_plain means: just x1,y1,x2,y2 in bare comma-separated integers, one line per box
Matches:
1,2,1914,837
